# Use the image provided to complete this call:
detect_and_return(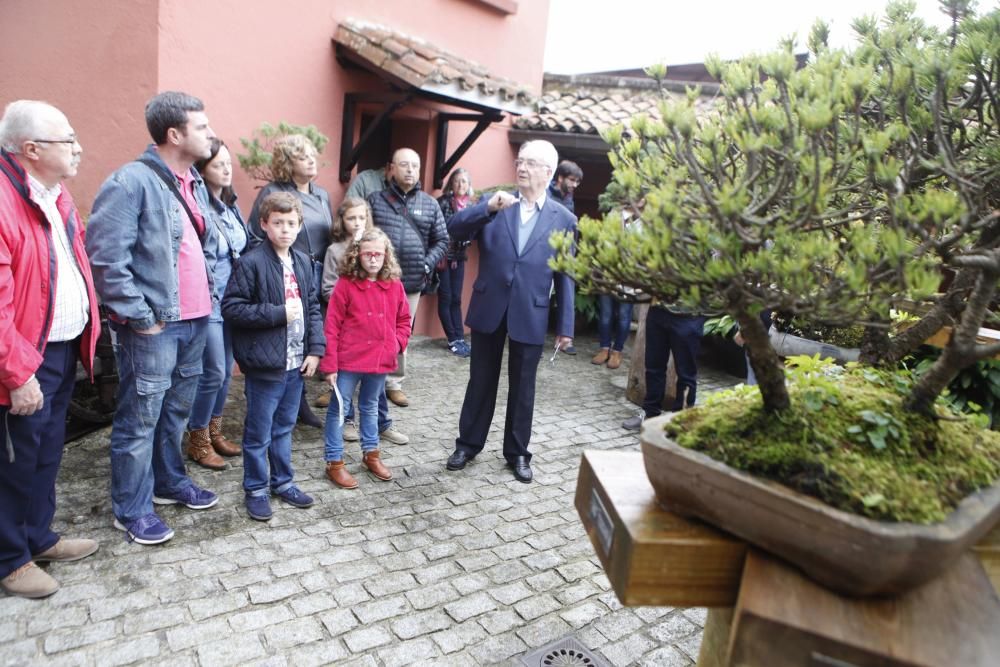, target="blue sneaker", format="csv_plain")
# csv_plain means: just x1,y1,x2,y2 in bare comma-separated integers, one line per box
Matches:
113,513,174,545
275,486,314,509
449,340,471,358
153,484,219,510
459,340,472,356
245,495,272,521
